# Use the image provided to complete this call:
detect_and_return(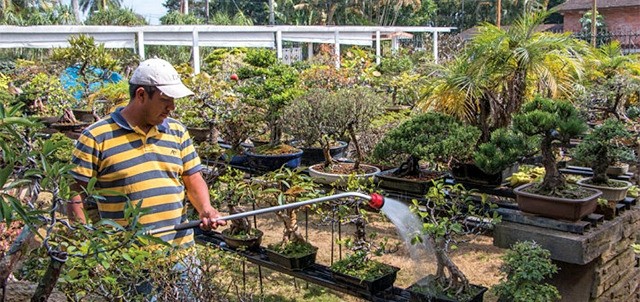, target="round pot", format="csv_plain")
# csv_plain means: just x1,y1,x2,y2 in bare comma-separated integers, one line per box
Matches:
221,228,263,251
187,127,210,143
577,178,631,202
308,163,380,187
72,109,97,123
